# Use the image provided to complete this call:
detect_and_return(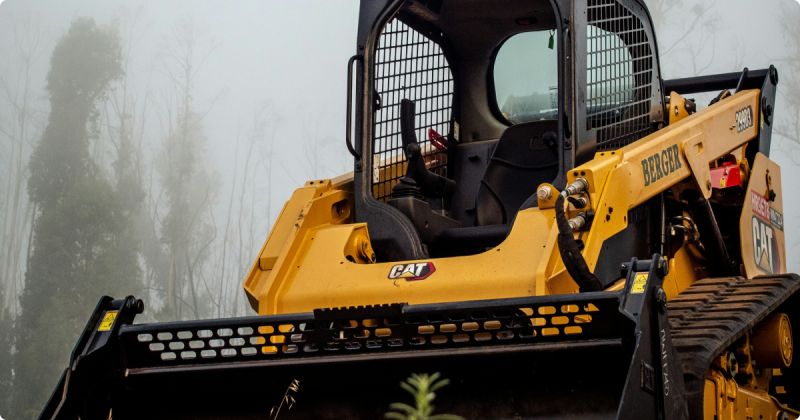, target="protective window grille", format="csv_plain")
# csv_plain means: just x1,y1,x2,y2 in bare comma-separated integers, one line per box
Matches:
373,18,454,201
586,0,653,150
